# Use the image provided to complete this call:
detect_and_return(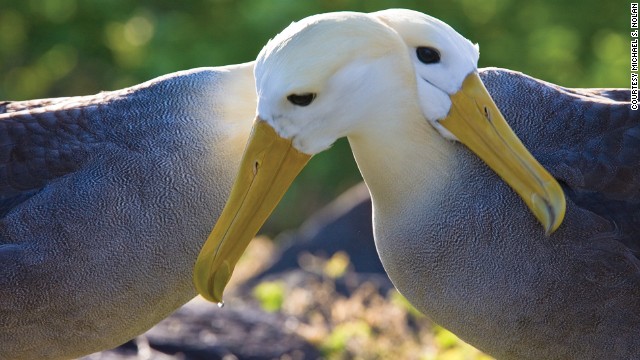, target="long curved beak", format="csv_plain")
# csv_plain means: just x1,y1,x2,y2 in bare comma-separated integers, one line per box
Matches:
439,72,566,234
193,119,311,303
193,72,566,302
